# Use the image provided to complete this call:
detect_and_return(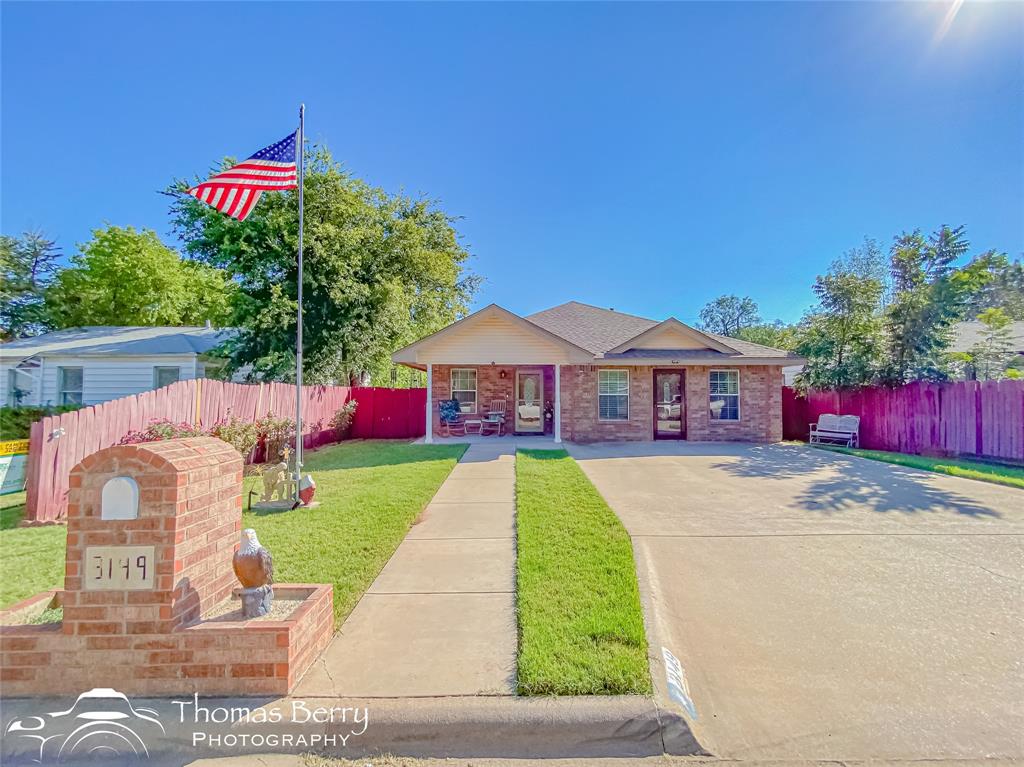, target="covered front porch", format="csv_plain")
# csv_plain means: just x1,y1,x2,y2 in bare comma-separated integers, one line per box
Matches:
425,363,564,443
390,304,597,445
